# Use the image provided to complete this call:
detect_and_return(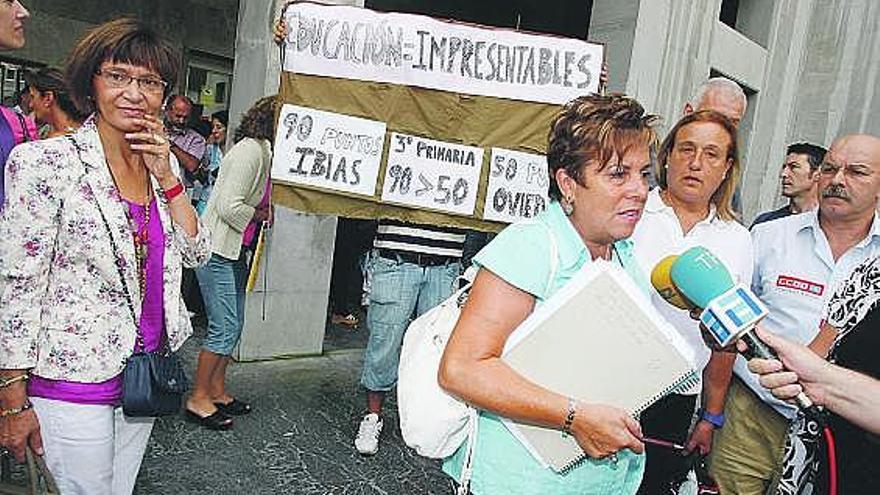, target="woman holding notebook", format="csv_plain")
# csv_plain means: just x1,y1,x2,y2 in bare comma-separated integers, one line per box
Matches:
439,94,660,494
